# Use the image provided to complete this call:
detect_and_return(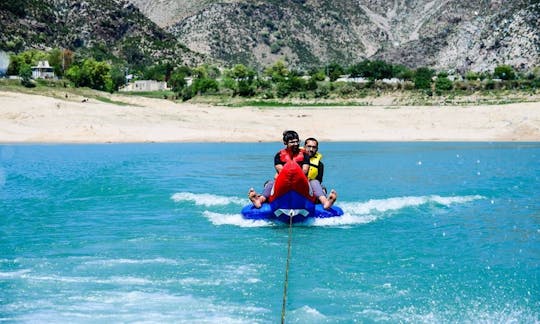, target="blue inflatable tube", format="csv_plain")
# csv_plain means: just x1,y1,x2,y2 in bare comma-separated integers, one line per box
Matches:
241,191,344,223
